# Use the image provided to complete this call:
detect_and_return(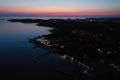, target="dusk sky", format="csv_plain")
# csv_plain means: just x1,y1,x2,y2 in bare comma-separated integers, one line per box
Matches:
0,0,120,16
